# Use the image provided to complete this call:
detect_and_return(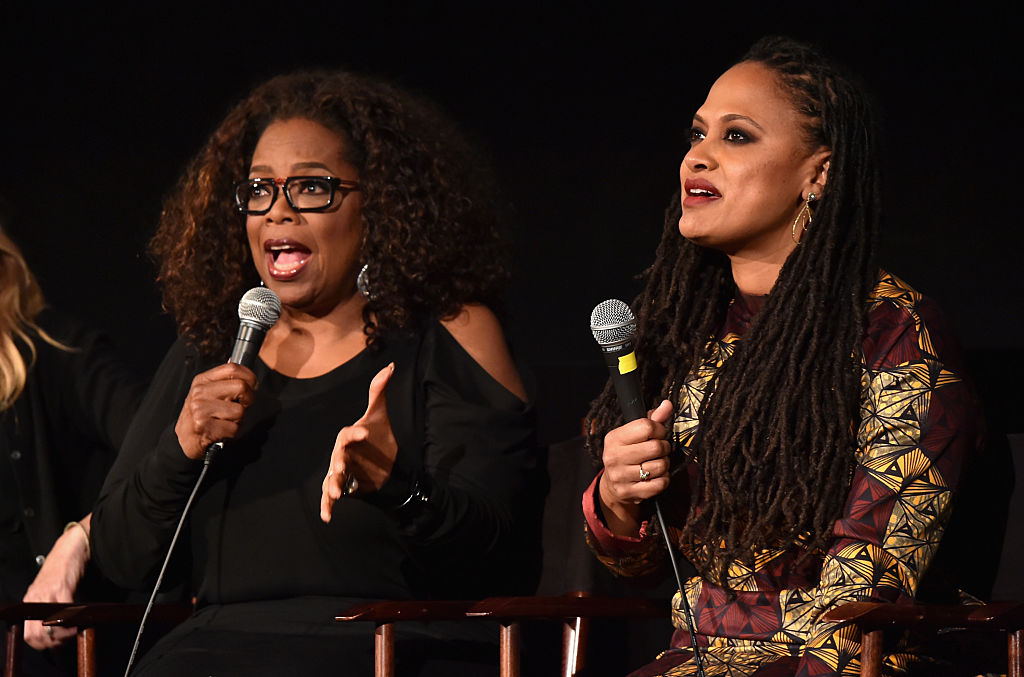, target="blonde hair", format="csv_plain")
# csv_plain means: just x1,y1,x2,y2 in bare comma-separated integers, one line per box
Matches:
0,225,66,409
